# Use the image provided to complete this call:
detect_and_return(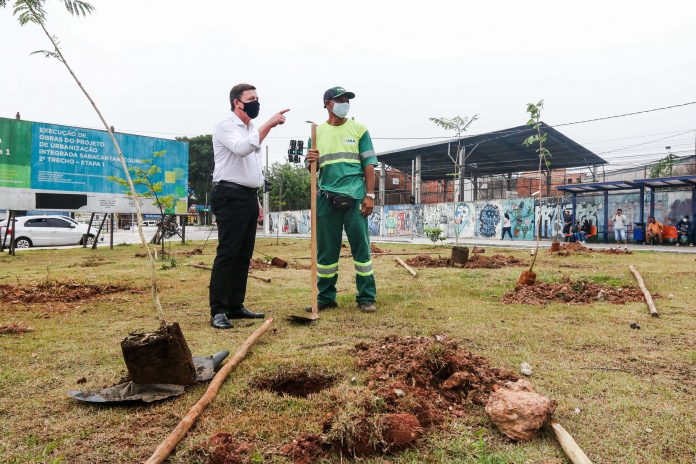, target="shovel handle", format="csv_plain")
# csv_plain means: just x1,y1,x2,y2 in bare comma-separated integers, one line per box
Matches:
310,124,319,319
